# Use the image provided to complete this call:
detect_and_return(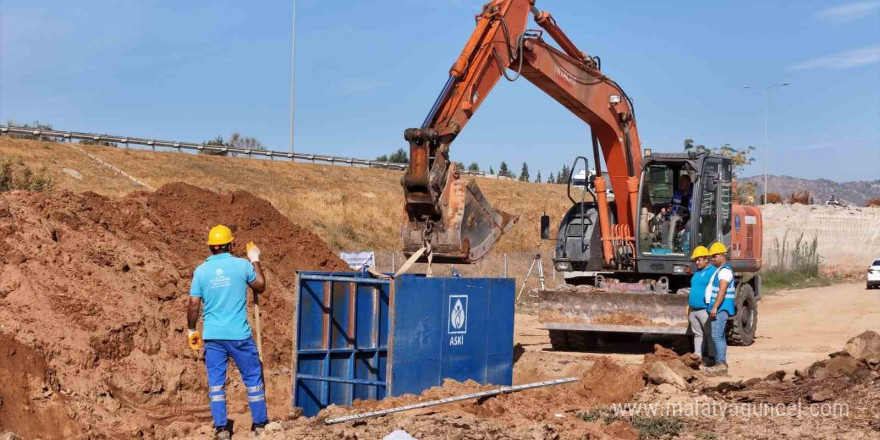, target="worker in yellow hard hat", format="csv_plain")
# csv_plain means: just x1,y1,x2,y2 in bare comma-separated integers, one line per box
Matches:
705,241,735,376
687,246,715,368
187,225,269,438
